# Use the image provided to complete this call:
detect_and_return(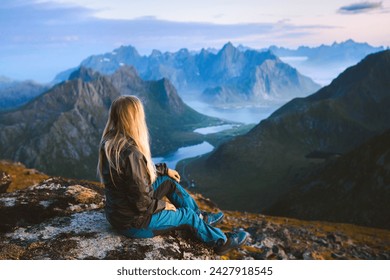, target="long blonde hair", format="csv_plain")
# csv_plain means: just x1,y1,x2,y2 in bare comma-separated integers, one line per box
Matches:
98,95,156,183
